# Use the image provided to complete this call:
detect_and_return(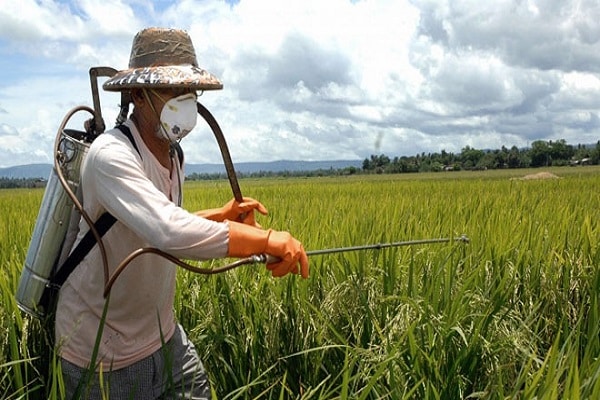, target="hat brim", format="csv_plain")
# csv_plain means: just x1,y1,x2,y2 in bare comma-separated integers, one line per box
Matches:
103,64,223,92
